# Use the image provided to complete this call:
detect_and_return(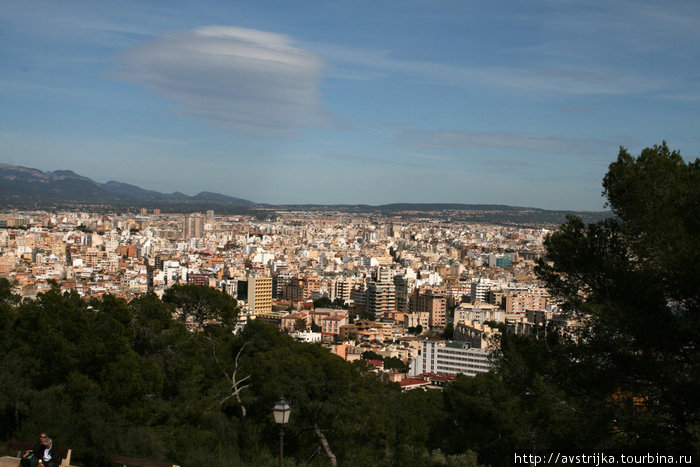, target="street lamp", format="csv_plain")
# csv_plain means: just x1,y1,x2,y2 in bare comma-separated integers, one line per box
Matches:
273,397,291,467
